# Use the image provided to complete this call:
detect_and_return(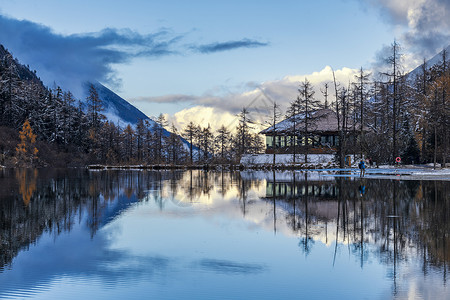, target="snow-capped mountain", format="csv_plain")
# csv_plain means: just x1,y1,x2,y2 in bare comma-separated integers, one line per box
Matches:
81,81,193,150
